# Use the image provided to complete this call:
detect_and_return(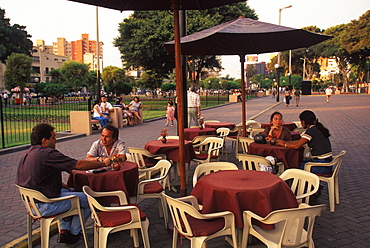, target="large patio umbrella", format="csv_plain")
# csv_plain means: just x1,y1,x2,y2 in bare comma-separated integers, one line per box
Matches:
164,17,332,137
68,0,244,196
